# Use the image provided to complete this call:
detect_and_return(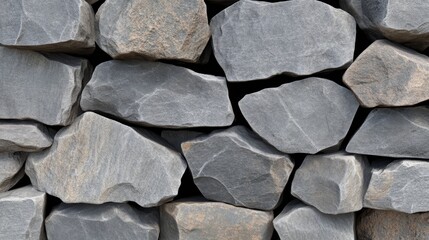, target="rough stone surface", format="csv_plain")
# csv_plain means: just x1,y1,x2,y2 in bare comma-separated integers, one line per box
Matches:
347,107,429,159
160,199,274,240
0,186,46,240
81,60,234,128
46,203,159,240
343,40,429,107
161,130,203,153
26,112,187,207
0,121,53,152
181,126,294,210
273,200,356,240
210,0,356,82
291,152,369,214
0,47,90,126
96,0,210,62
239,77,359,154
0,0,95,54
0,153,26,192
